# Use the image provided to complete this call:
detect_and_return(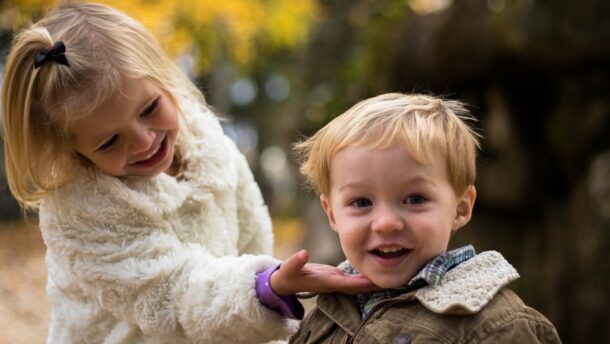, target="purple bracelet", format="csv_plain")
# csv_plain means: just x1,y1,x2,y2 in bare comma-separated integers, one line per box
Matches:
255,263,304,320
